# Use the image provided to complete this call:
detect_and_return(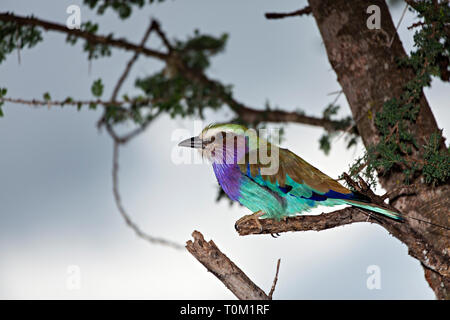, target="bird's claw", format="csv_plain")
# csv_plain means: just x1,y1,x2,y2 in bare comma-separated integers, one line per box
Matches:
235,211,264,233
270,233,281,238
